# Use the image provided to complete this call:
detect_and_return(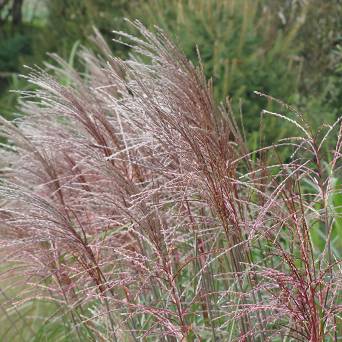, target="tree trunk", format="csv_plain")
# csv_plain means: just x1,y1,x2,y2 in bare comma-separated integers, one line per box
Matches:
12,0,23,26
